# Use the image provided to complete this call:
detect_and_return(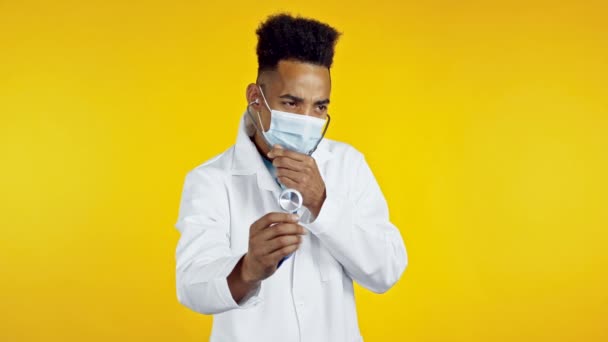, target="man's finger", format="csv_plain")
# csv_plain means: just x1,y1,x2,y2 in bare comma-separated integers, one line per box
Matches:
268,146,306,162
277,175,299,190
265,235,301,255
251,212,298,232
259,223,306,241
276,167,304,184
268,243,300,263
273,156,306,171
